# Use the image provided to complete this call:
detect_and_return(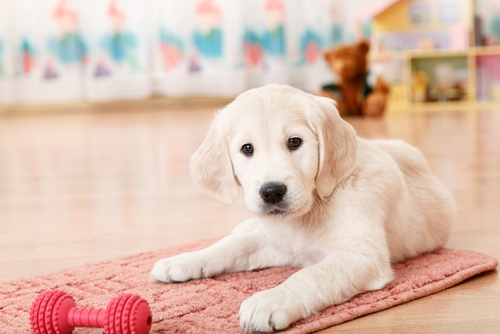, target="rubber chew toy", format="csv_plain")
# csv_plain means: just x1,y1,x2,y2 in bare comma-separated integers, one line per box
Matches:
30,290,152,334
